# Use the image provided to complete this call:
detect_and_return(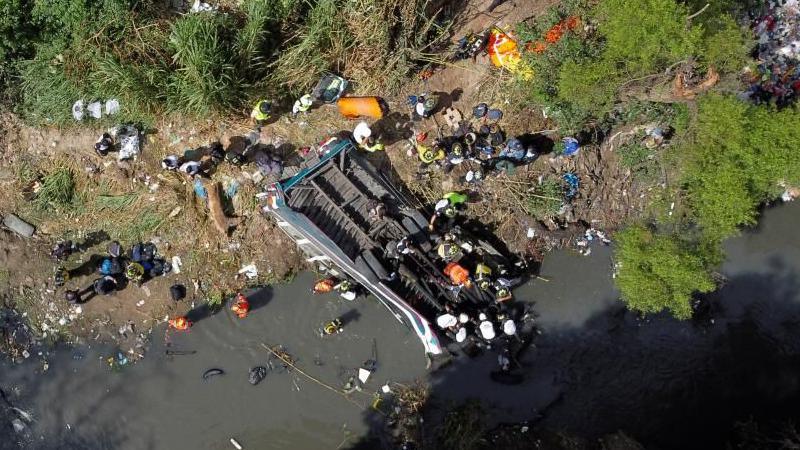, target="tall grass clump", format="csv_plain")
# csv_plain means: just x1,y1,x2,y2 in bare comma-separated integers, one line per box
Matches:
271,0,349,92
168,12,238,114
273,0,447,94
33,167,76,210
